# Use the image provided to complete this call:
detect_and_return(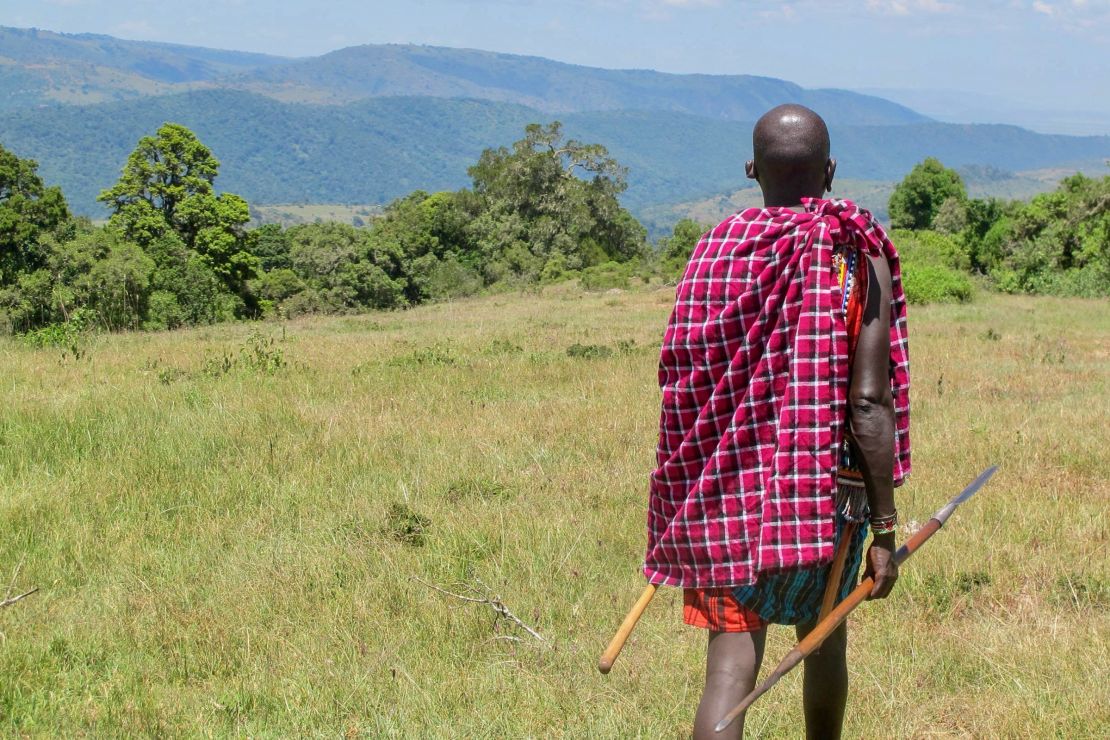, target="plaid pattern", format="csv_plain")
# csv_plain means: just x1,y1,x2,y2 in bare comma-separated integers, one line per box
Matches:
645,198,910,589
